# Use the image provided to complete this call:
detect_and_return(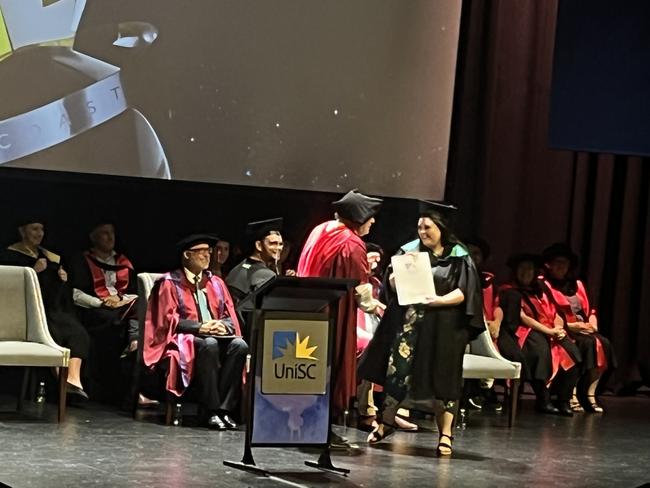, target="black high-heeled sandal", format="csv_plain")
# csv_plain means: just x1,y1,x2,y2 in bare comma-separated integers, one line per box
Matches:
367,422,396,444
436,433,454,457
586,395,604,413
